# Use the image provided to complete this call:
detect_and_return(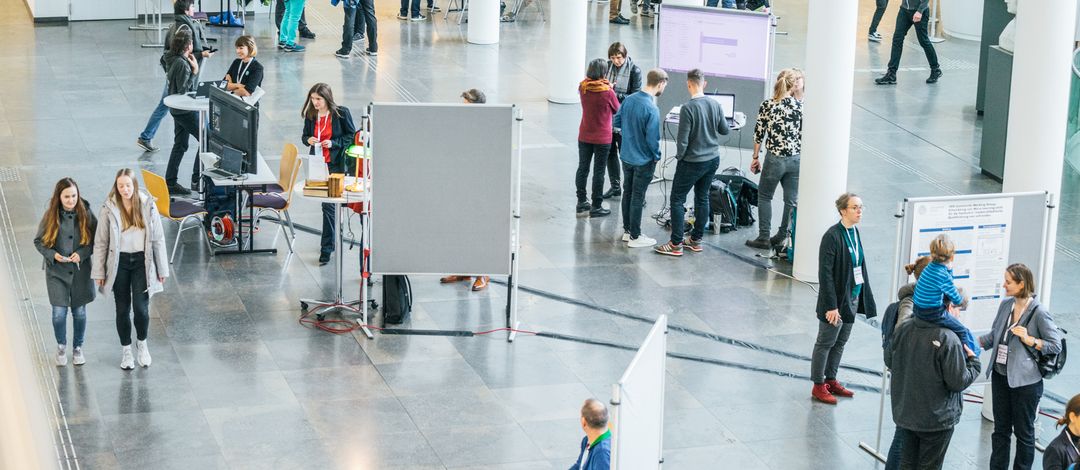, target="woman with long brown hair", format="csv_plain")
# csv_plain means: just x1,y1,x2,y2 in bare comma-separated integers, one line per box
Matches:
91,169,169,370
301,83,356,265
33,178,97,366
